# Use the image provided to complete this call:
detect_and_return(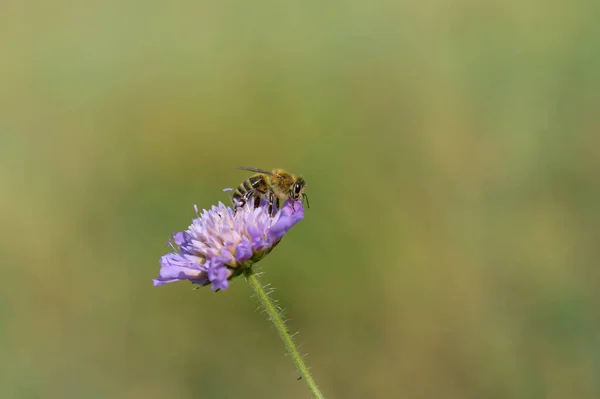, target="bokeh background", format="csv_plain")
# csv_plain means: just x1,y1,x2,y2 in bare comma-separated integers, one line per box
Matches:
2,1,599,398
